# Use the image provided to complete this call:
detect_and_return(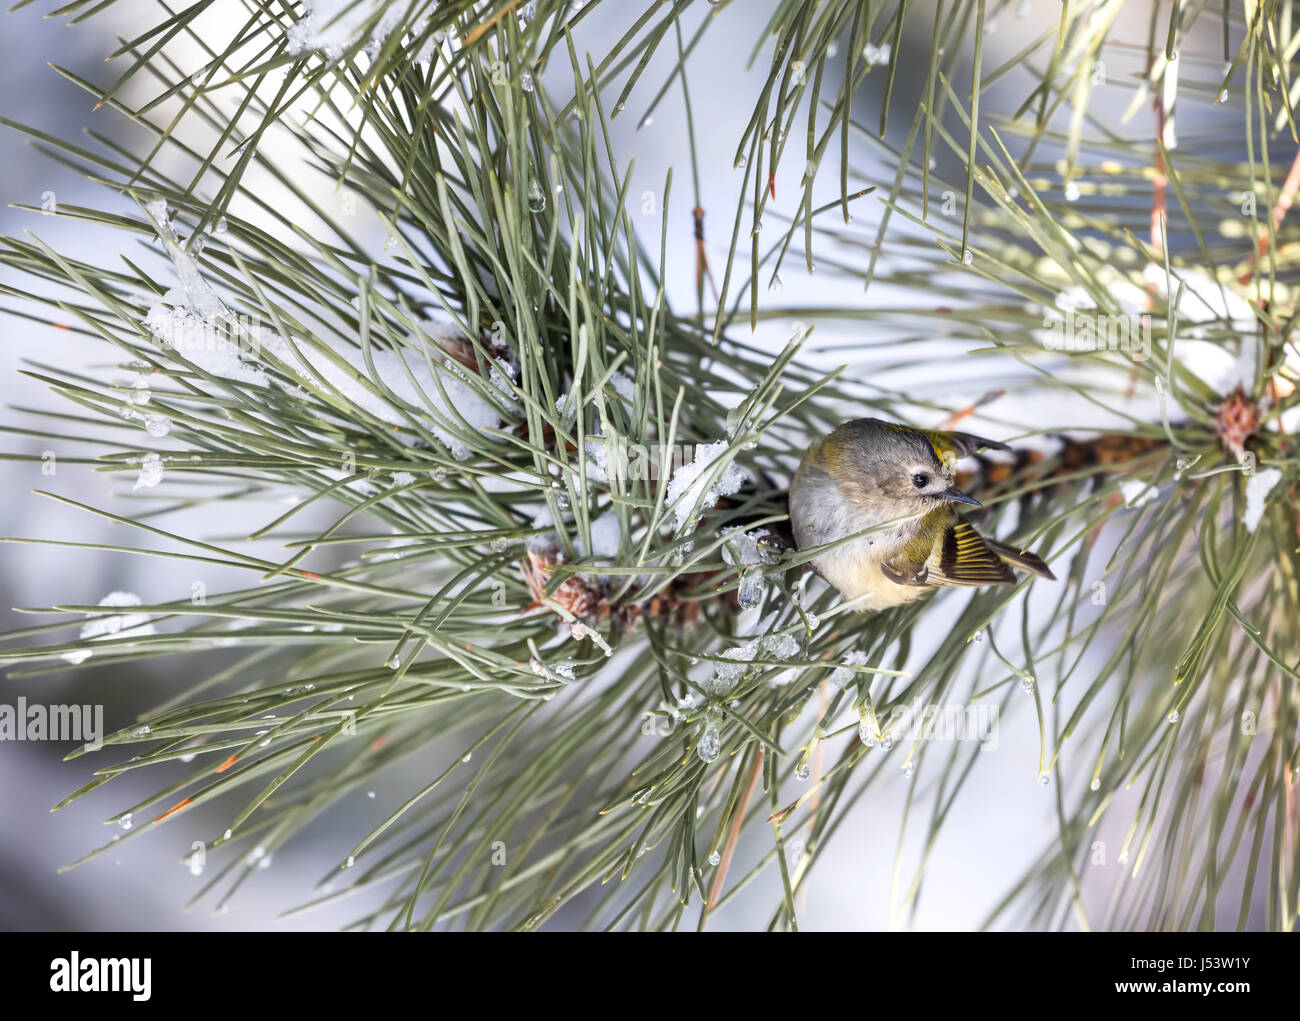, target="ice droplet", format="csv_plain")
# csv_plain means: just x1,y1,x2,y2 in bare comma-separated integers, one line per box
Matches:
343,855,355,868
880,735,894,751
902,762,915,778
768,274,783,292
126,379,151,405
1167,710,1180,723
367,790,376,799
462,753,472,762
118,813,133,830
971,629,984,643
696,726,721,763
708,850,721,865
386,655,401,670
521,72,534,92
735,154,747,169
858,721,878,747
257,851,273,869
222,828,232,840
1090,778,1101,791
1064,180,1081,202
795,762,811,781
144,414,171,437
961,249,974,266
527,179,547,213
1021,677,1035,693
737,567,766,609
187,855,204,877
1038,774,1049,786
490,537,510,552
